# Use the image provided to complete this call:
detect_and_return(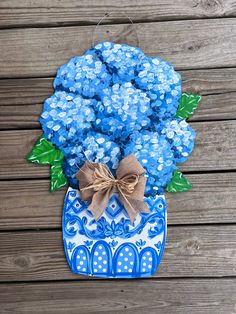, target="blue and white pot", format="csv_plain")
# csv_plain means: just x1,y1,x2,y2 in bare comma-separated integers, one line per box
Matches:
63,187,167,278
